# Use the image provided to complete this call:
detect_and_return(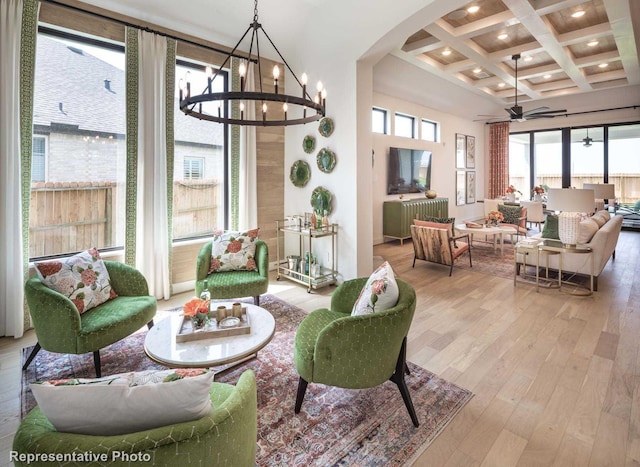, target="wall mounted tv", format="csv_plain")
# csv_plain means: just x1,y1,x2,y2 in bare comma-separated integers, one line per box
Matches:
387,147,432,195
